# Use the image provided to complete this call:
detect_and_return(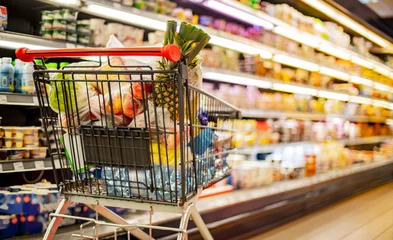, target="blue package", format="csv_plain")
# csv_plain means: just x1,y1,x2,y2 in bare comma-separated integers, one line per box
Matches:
0,191,23,214
0,215,18,239
19,214,48,235
188,129,217,156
